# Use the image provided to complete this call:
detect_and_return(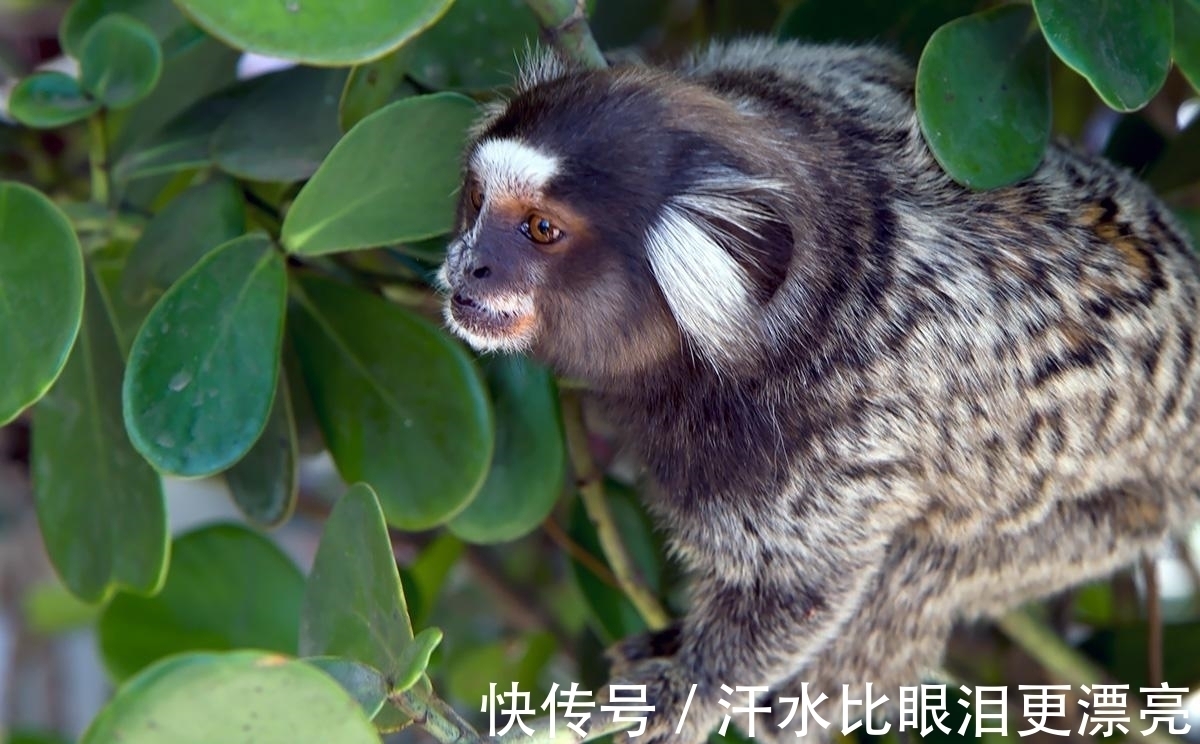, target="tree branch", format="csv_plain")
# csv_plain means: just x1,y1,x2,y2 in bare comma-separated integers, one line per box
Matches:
559,390,671,630
524,0,606,69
